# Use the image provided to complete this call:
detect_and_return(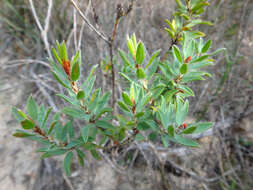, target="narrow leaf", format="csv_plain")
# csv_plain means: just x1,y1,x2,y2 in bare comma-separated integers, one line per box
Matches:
63,152,74,176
